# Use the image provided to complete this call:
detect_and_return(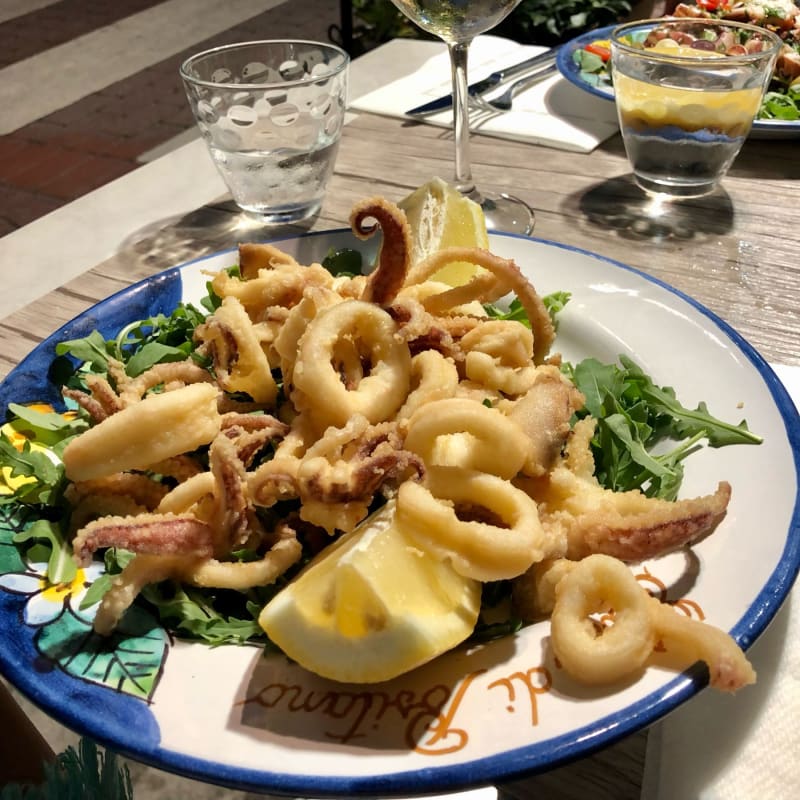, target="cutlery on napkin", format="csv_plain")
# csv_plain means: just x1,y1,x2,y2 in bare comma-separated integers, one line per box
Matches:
405,47,560,115
349,36,619,154
642,362,800,800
